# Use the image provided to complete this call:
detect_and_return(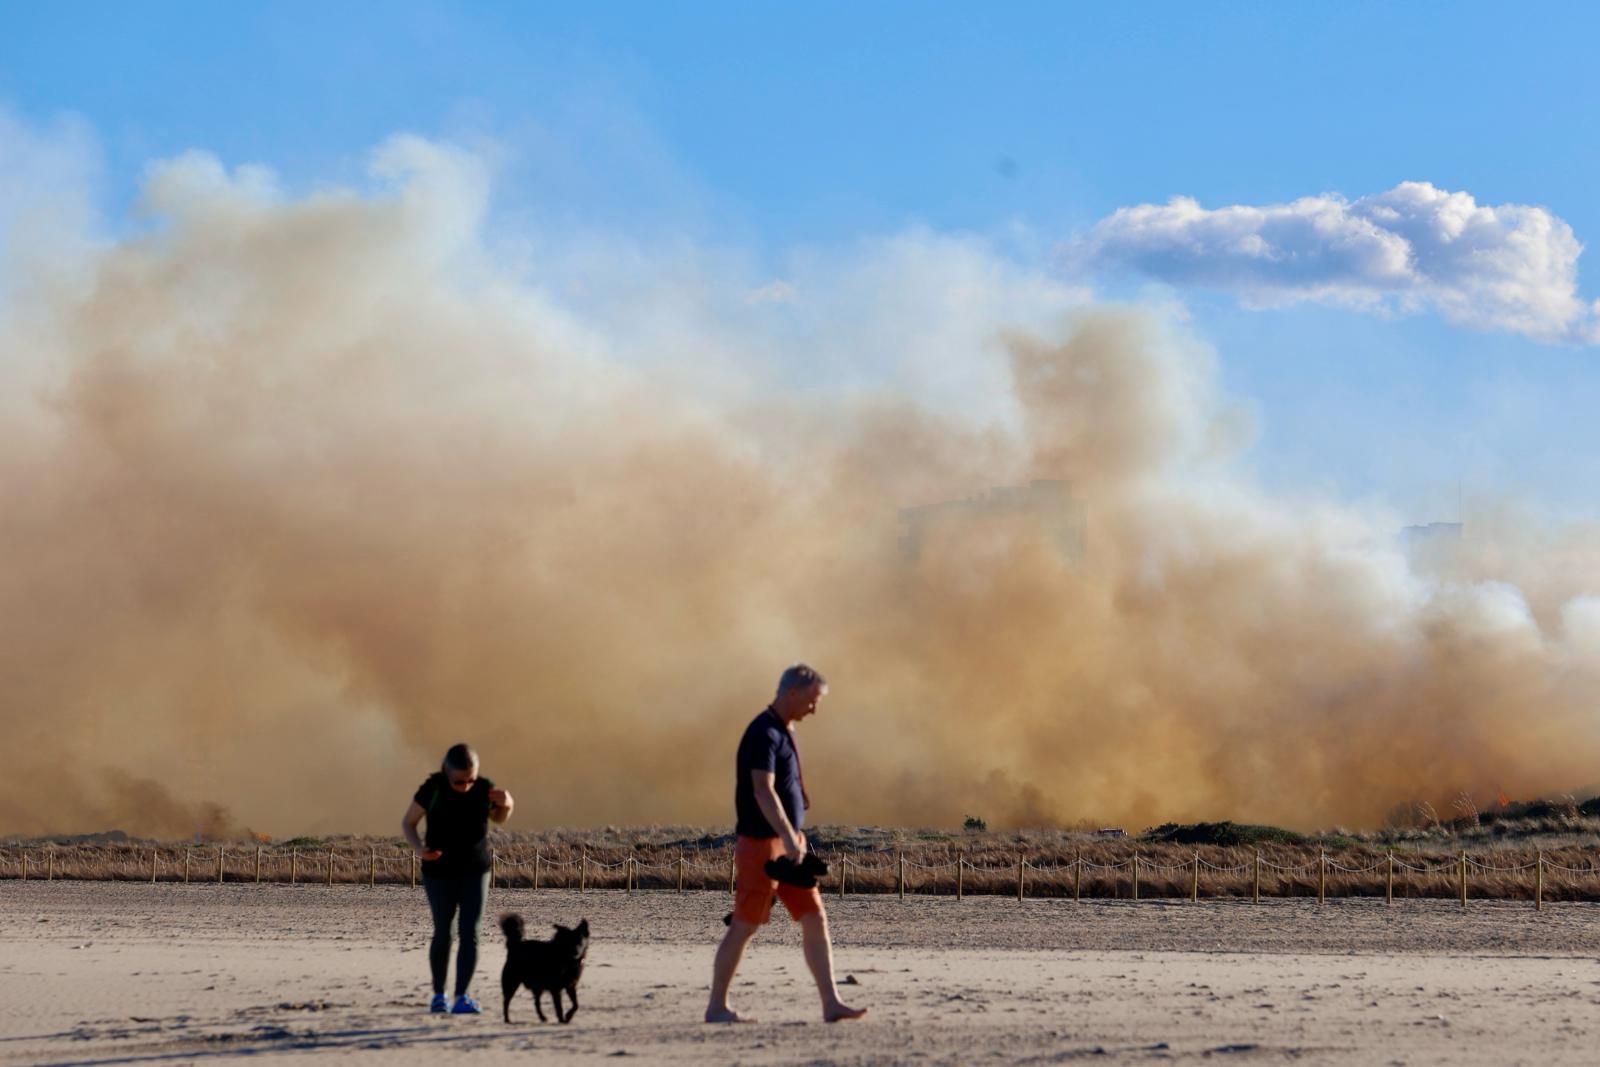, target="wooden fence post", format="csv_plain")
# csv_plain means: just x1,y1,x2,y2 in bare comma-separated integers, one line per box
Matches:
410,850,416,888
957,851,964,901
1385,850,1393,906
677,851,684,894
1131,853,1139,900
1317,848,1325,905
150,848,158,884
1016,853,1025,902
1191,851,1199,902
490,849,498,890
839,851,847,897
533,851,541,892
255,846,263,884
1459,850,1467,908
20,848,27,881
1074,849,1082,902
218,847,226,884
326,849,334,886
48,846,55,881
1253,850,1261,904
580,848,588,894
626,855,634,894
369,847,377,887
1535,850,1543,911
898,851,905,900
291,848,298,885
727,850,735,896
183,848,192,884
